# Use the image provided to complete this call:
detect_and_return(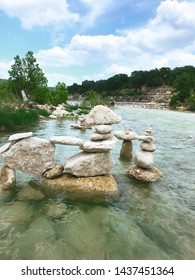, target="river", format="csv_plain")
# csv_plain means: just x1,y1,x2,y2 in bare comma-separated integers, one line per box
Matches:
0,105,195,259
